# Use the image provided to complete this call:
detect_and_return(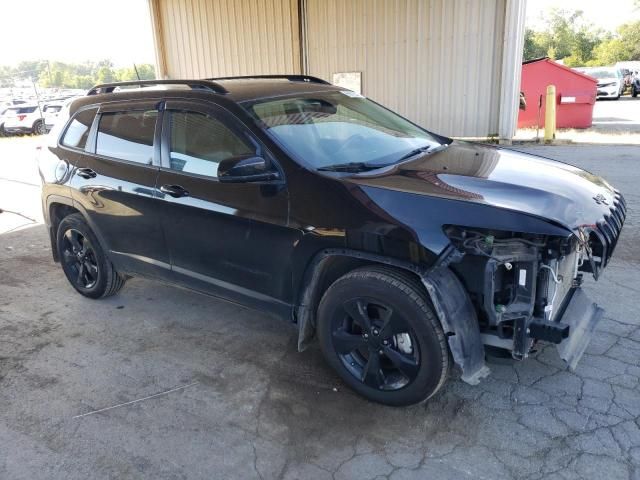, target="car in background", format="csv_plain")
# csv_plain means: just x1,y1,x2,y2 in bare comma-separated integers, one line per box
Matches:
2,105,46,135
0,99,28,109
575,67,624,100
631,71,640,98
0,106,8,136
0,100,30,135
43,102,65,132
